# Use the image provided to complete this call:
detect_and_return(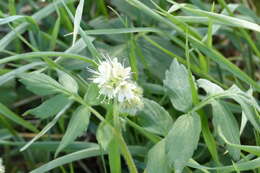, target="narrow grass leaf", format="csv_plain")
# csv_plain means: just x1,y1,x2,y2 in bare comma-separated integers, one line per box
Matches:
30,147,101,173
219,129,260,156
73,0,84,45
0,103,38,133
49,17,61,50
0,62,44,86
187,157,260,172
20,102,72,151
0,15,32,25
169,1,260,32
